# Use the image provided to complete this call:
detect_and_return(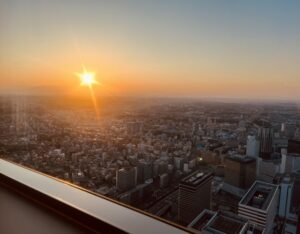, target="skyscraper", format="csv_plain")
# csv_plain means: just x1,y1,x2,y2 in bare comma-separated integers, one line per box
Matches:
224,155,256,190
143,162,153,180
283,140,300,173
288,139,300,154
238,181,279,234
116,167,137,192
258,125,273,159
178,170,213,225
246,135,260,158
